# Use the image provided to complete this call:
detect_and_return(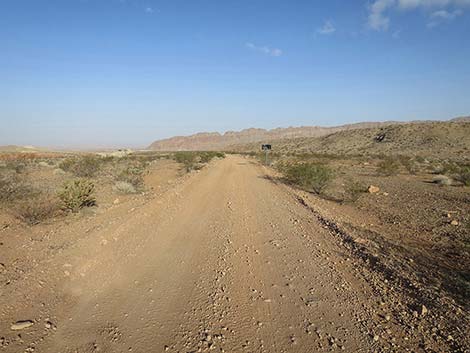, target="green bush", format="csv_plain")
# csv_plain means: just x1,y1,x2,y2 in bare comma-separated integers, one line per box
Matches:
58,179,96,212
284,163,333,194
14,195,61,225
174,152,197,172
376,157,400,176
199,151,225,163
